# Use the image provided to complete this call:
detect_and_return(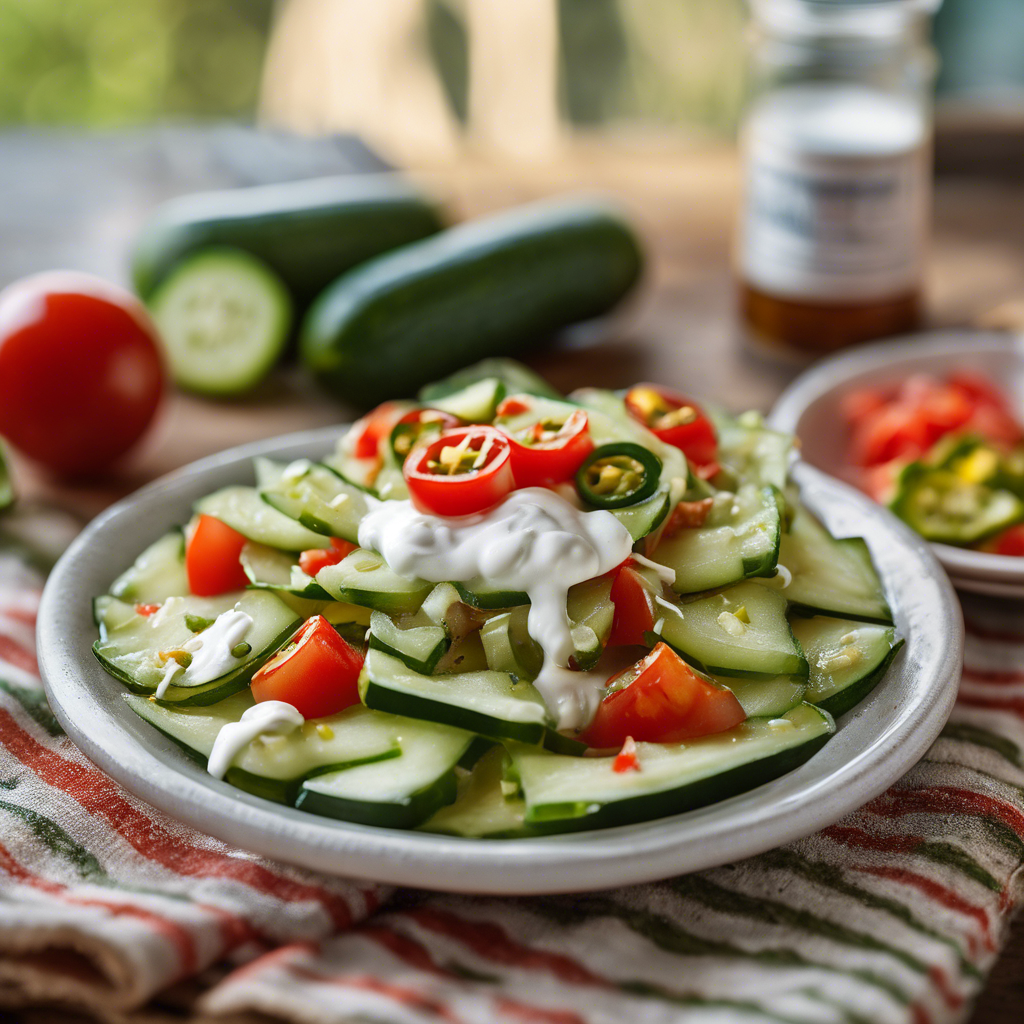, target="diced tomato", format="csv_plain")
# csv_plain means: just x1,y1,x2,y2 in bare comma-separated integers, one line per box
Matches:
134,603,161,617
692,460,720,482
350,401,409,459
992,524,1024,557
185,514,250,596
495,397,531,417
841,387,888,425
608,563,657,647
624,384,718,469
251,615,363,719
404,426,515,517
612,736,640,773
581,643,746,748
661,497,714,537
499,408,594,488
298,537,358,577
